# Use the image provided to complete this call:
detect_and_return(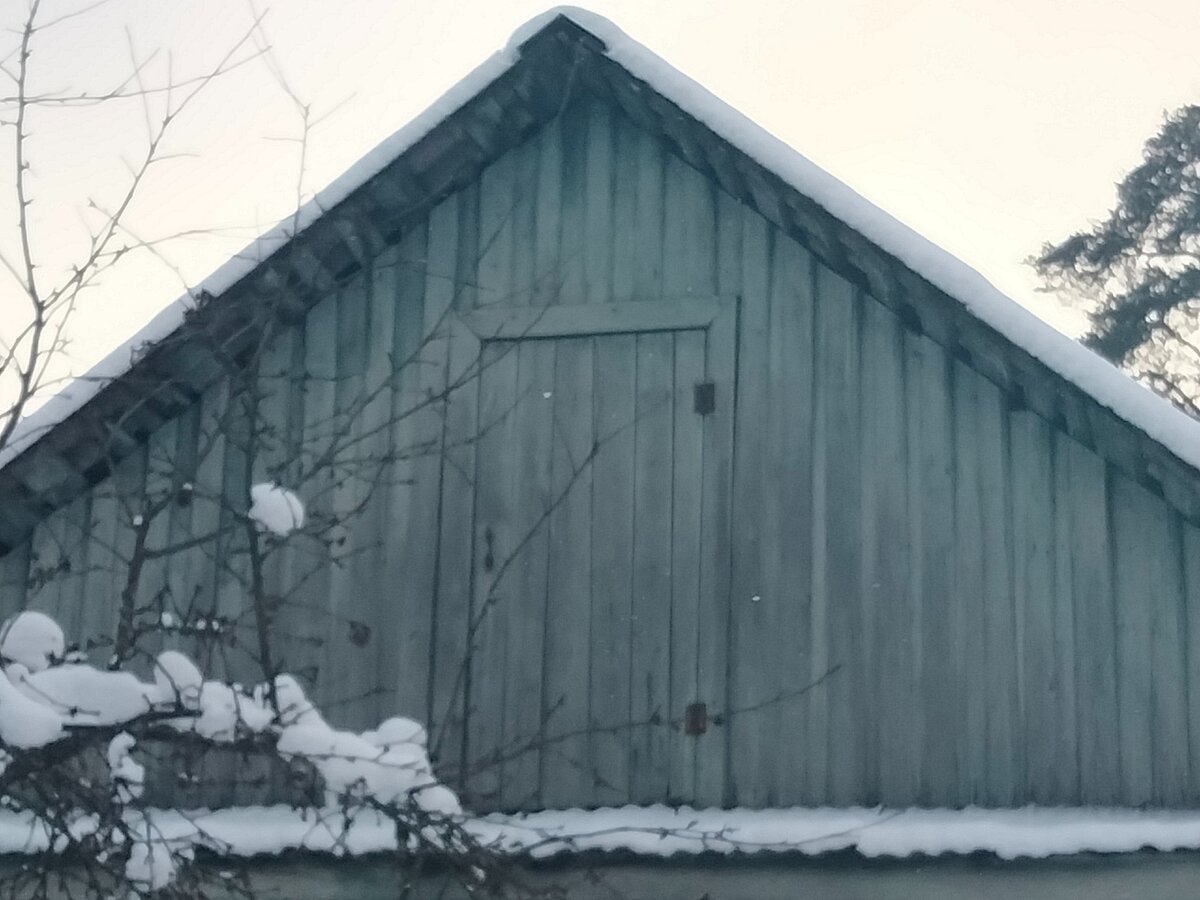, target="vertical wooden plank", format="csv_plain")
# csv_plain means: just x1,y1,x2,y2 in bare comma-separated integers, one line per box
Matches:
477,150,516,310
813,268,863,806
668,329,704,803
137,419,179,660
532,115,562,307
454,180,481,313
213,378,250,697
1110,473,1156,806
509,138,539,307
583,100,614,305
465,340,518,807
609,112,639,304
1150,506,1189,805
1182,523,1200,801
977,378,1019,805
499,339,555,810
328,272,374,726
1050,429,1079,802
859,298,912,807
0,540,29,616
425,197,473,782
23,502,68,625
907,332,955,805
766,233,815,807
591,334,636,805
727,210,772,806
164,403,201,657
80,469,125,663
695,300,736,807
630,128,664,300
379,228,436,727
280,296,335,690
629,331,673,804
557,102,587,305
1067,437,1120,803
1010,410,1058,803
541,336,595,806
357,245,402,717
662,153,716,299
951,366,986,804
